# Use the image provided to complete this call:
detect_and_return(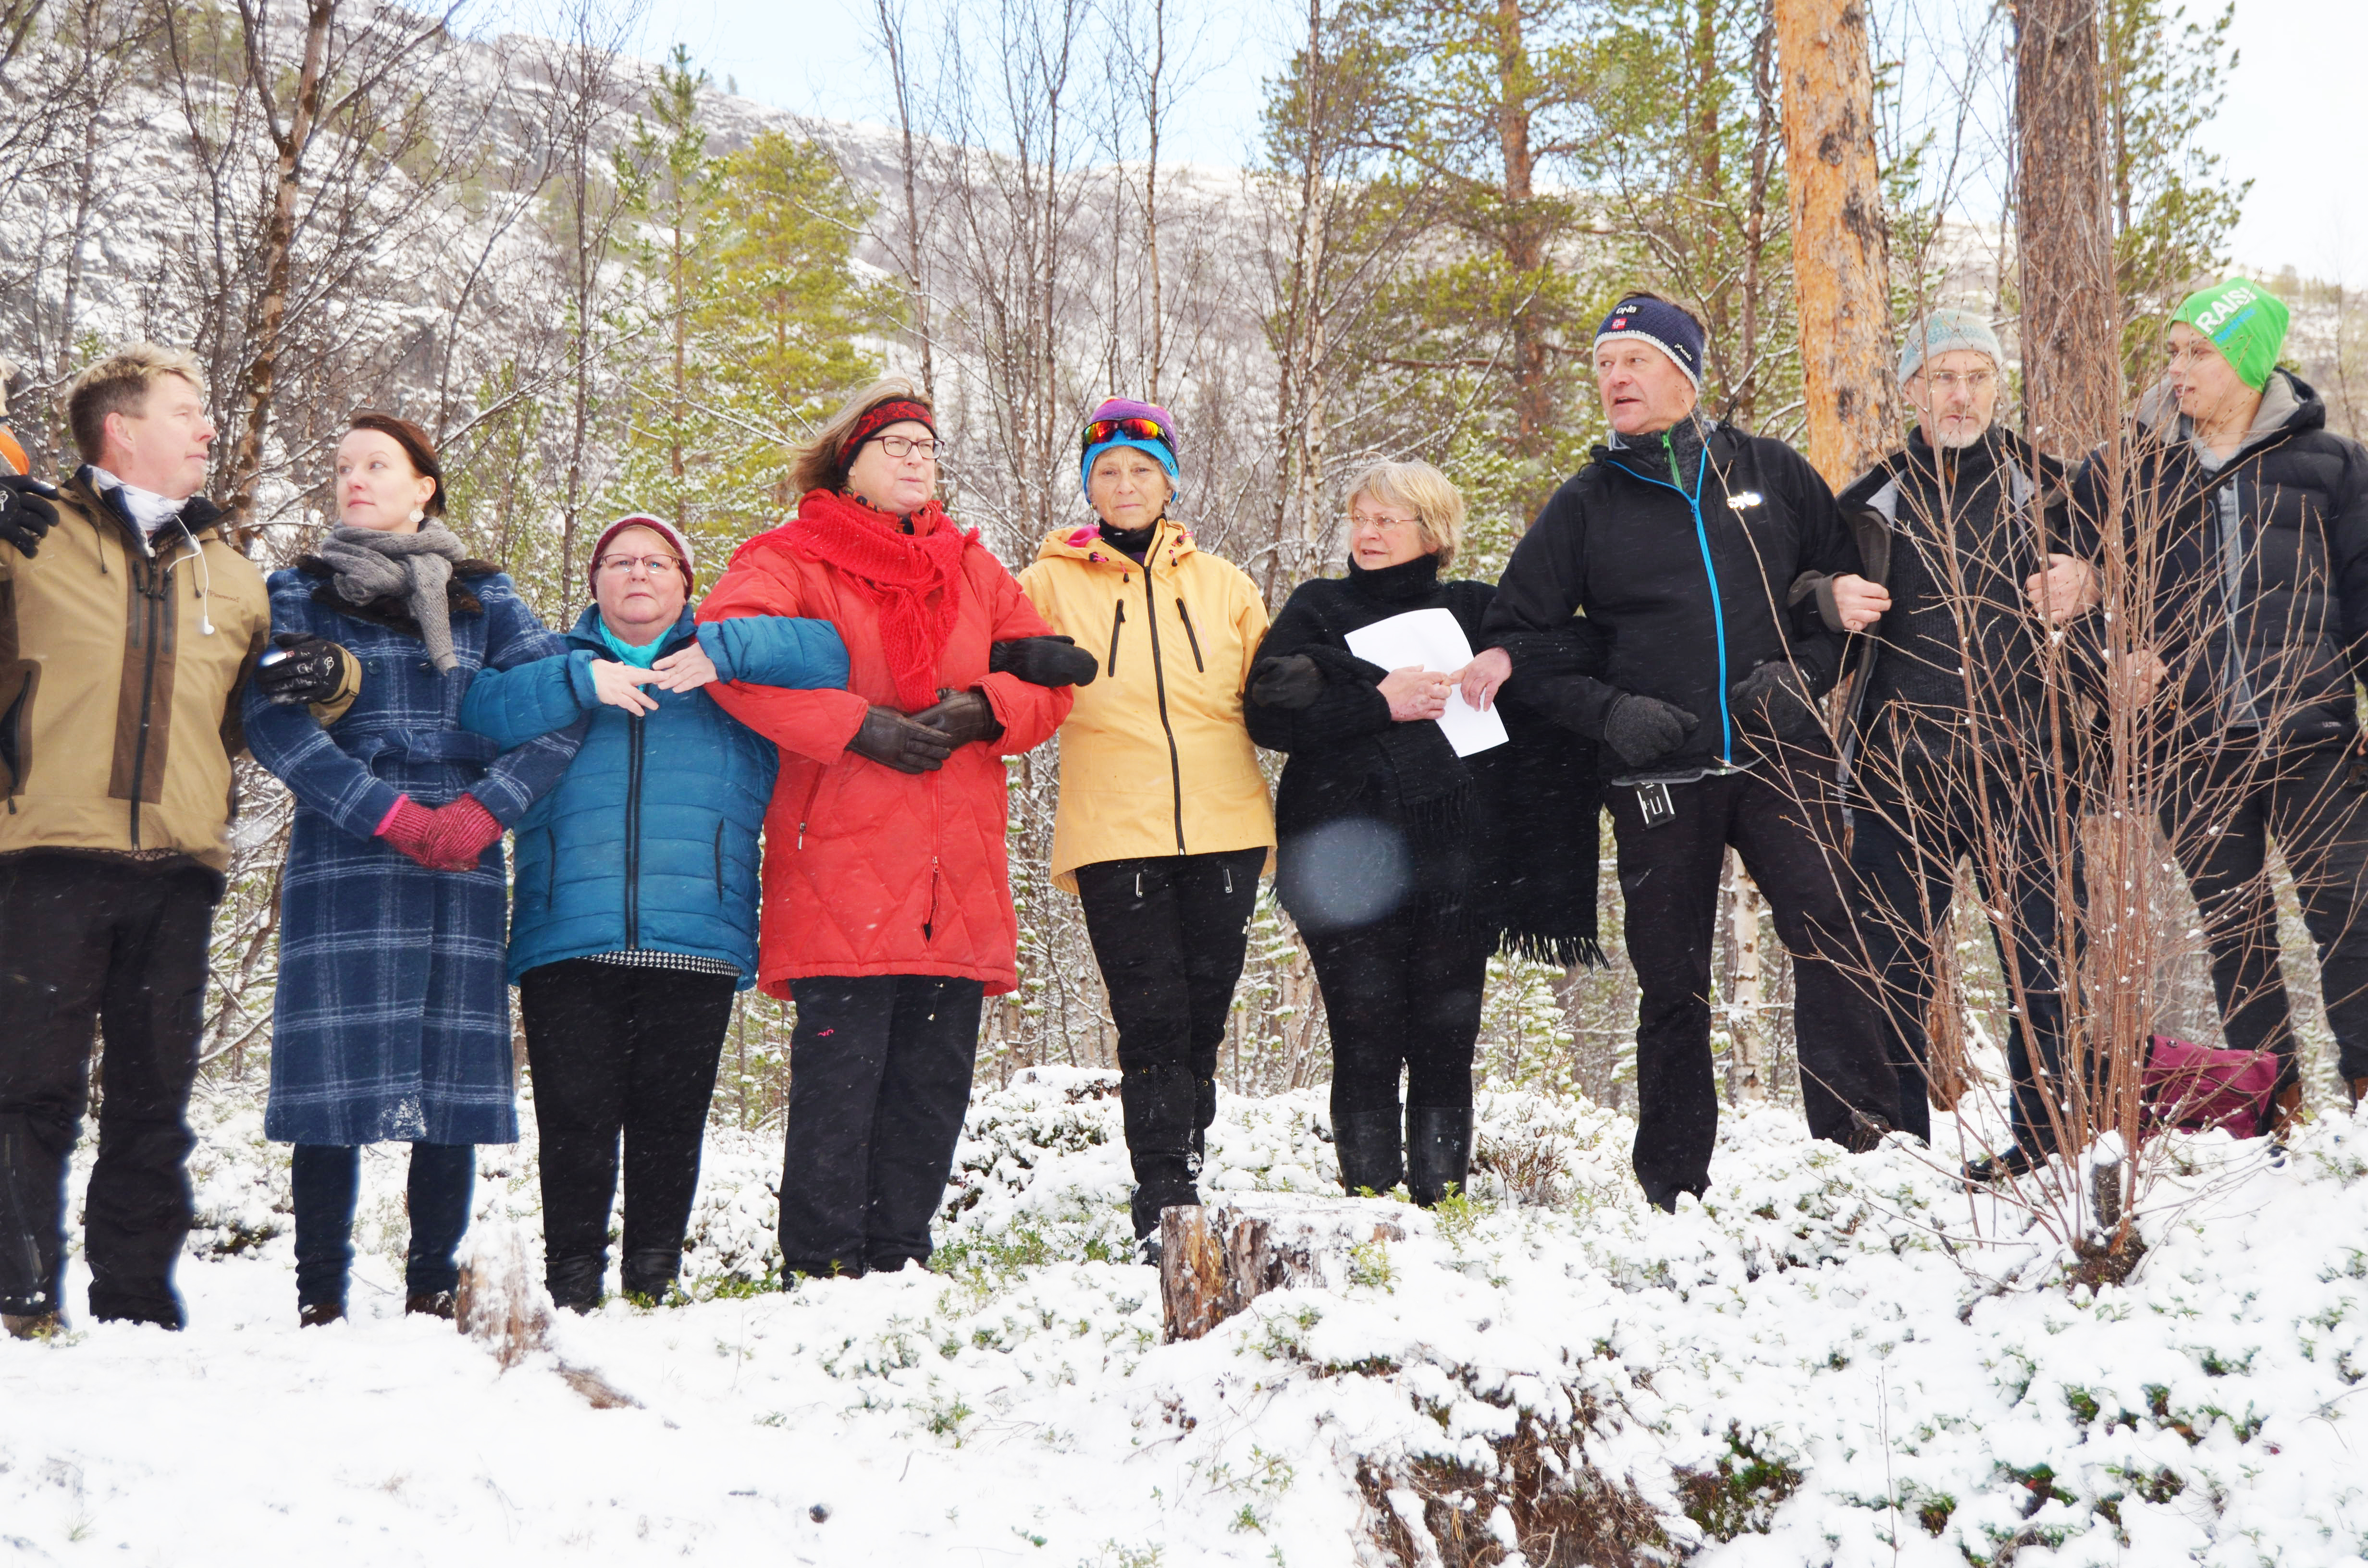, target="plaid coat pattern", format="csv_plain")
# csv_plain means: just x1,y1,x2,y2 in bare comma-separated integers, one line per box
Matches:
246,566,582,1146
